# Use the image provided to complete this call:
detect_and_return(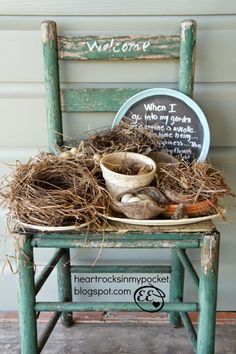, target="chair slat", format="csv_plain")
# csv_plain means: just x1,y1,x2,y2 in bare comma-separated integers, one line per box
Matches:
60,88,145,112
57,35,180,60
